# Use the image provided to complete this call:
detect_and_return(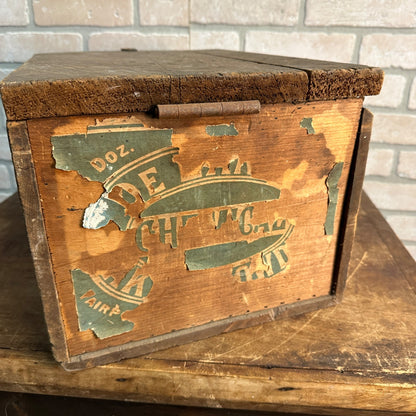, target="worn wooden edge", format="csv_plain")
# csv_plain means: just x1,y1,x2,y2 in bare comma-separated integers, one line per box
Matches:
63,295,336,371
0,51,309,121
201,50,384,101
0,50,383,121
6,121,68,362
332,108,373,300
2,348,416,414
1,392,414,416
